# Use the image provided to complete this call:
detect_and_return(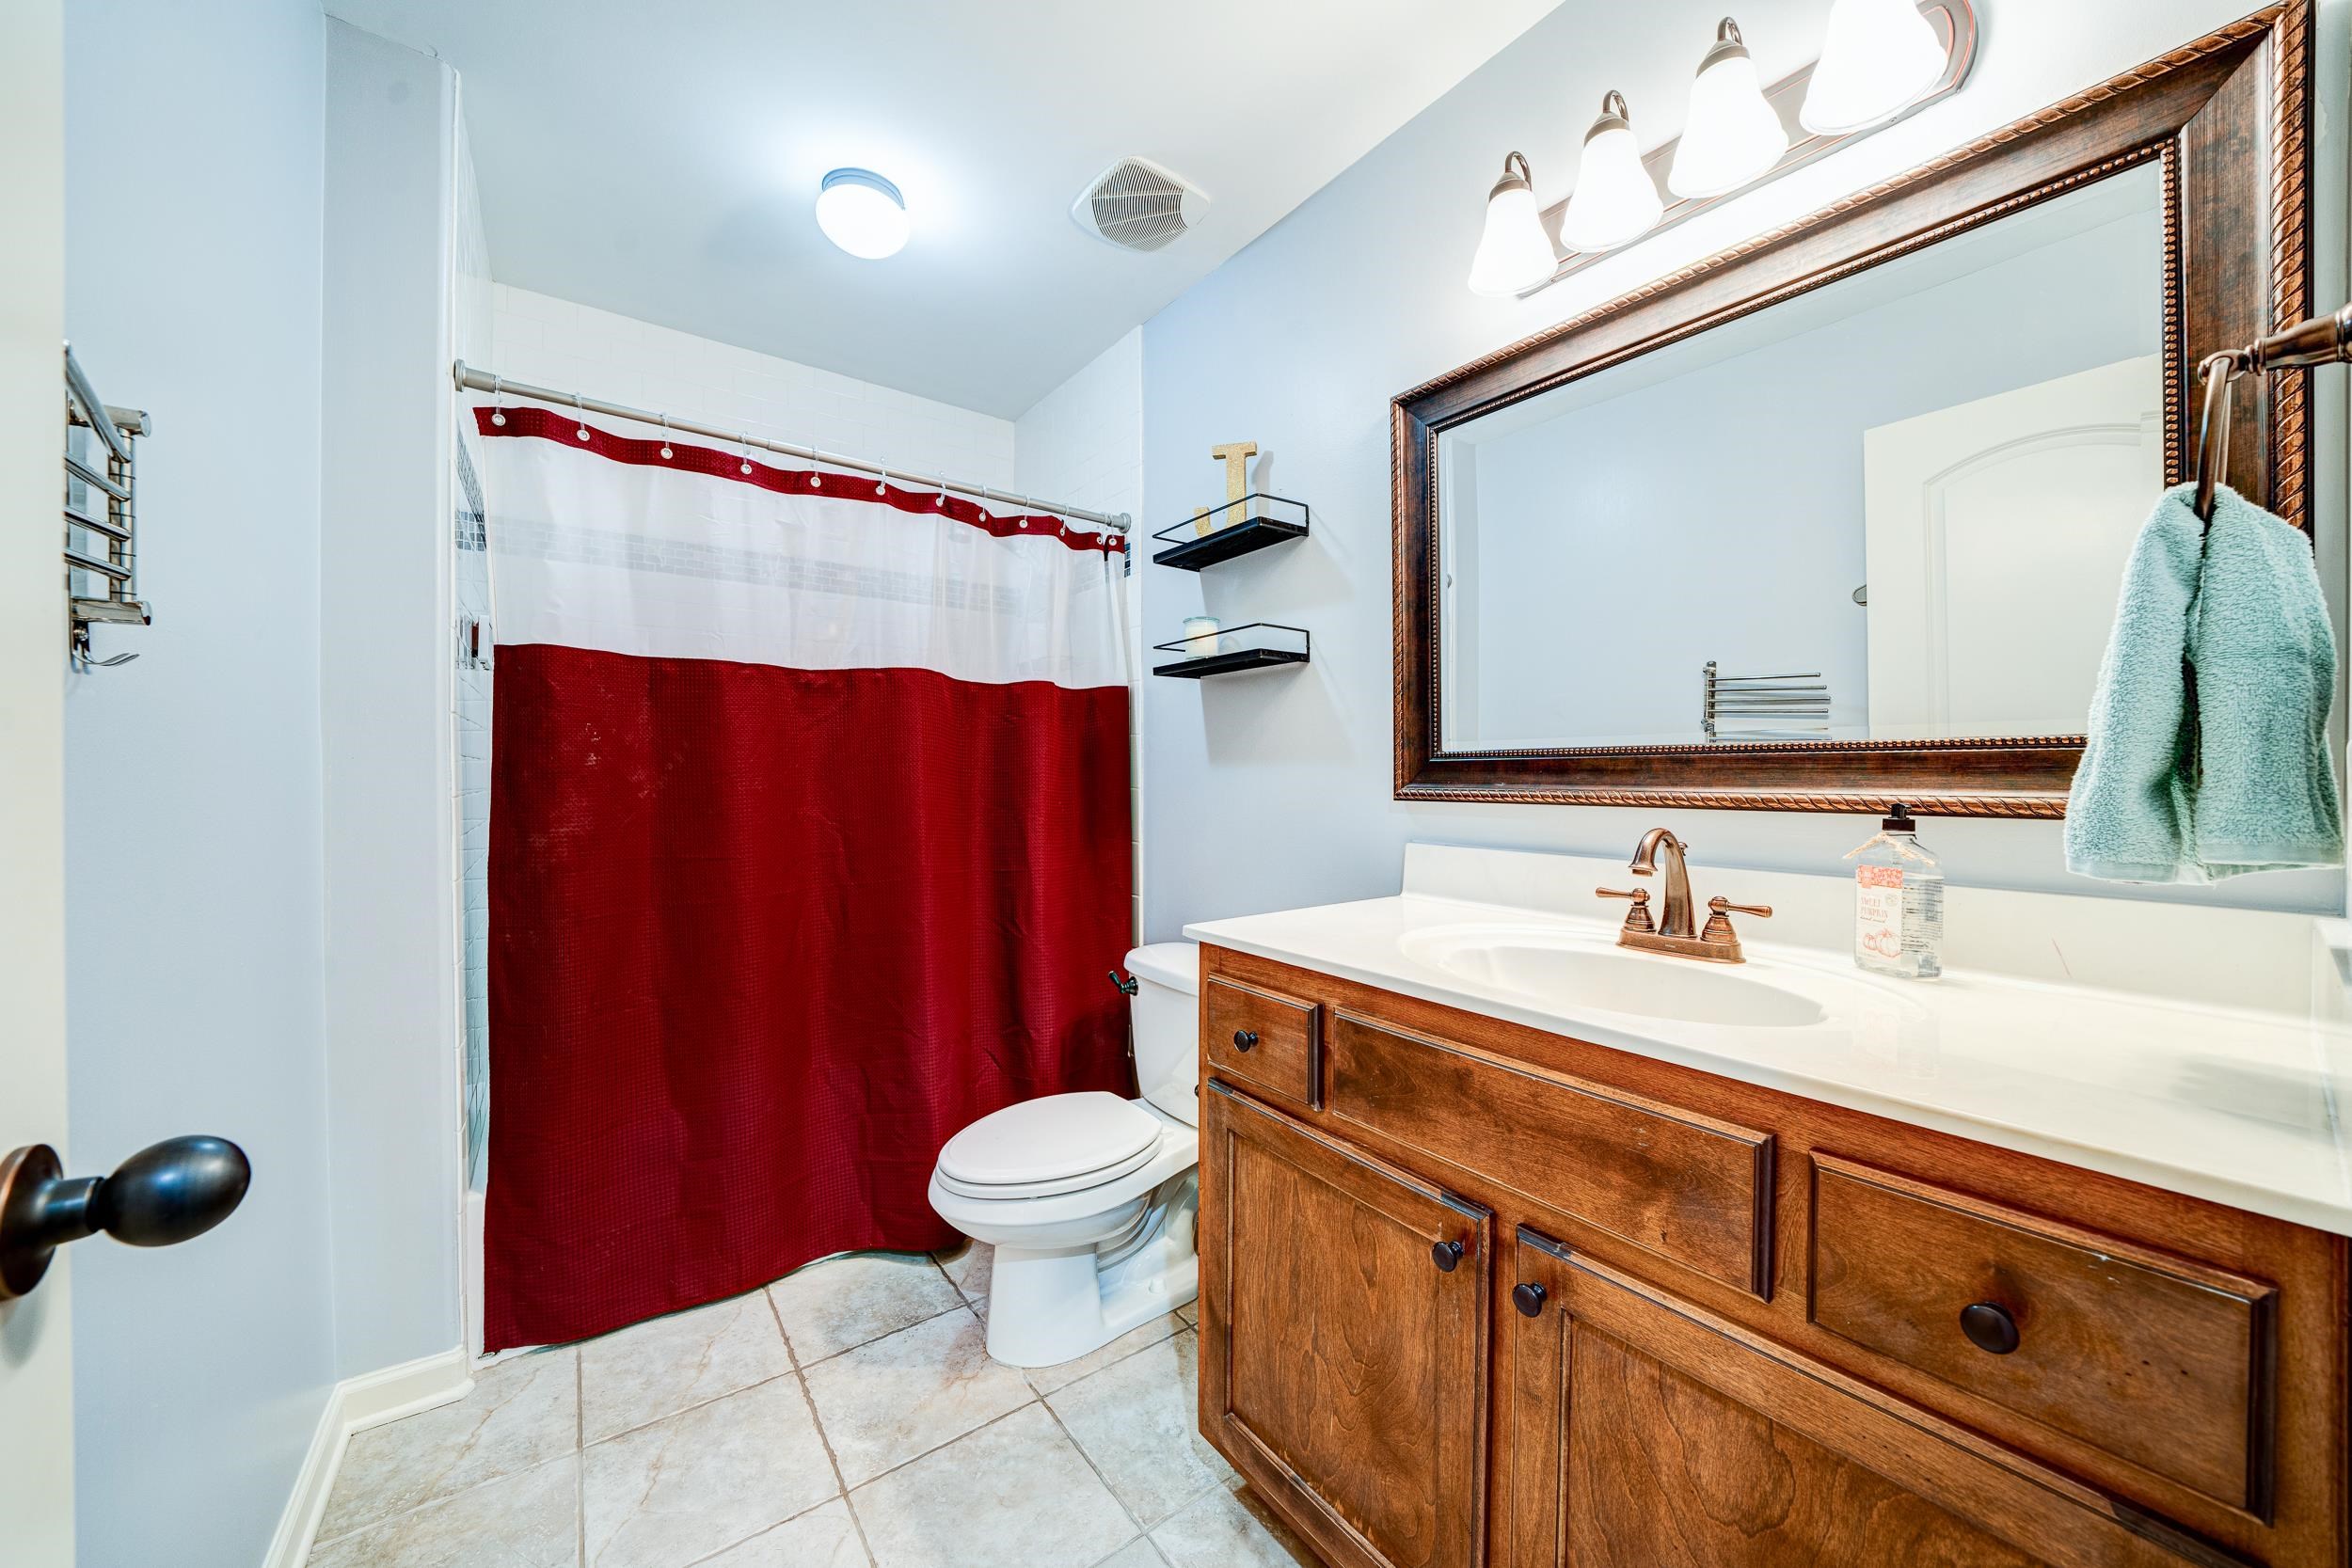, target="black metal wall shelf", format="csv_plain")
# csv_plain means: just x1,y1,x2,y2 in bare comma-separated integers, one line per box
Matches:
1152,494,1309,571
1152,622,1311,679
